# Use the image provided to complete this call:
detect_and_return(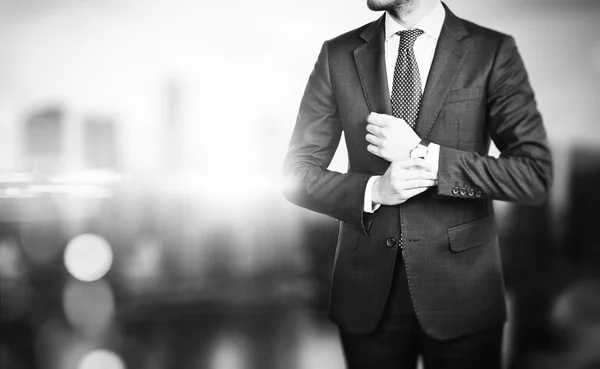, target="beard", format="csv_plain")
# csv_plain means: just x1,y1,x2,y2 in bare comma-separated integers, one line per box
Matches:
367,0,419,18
